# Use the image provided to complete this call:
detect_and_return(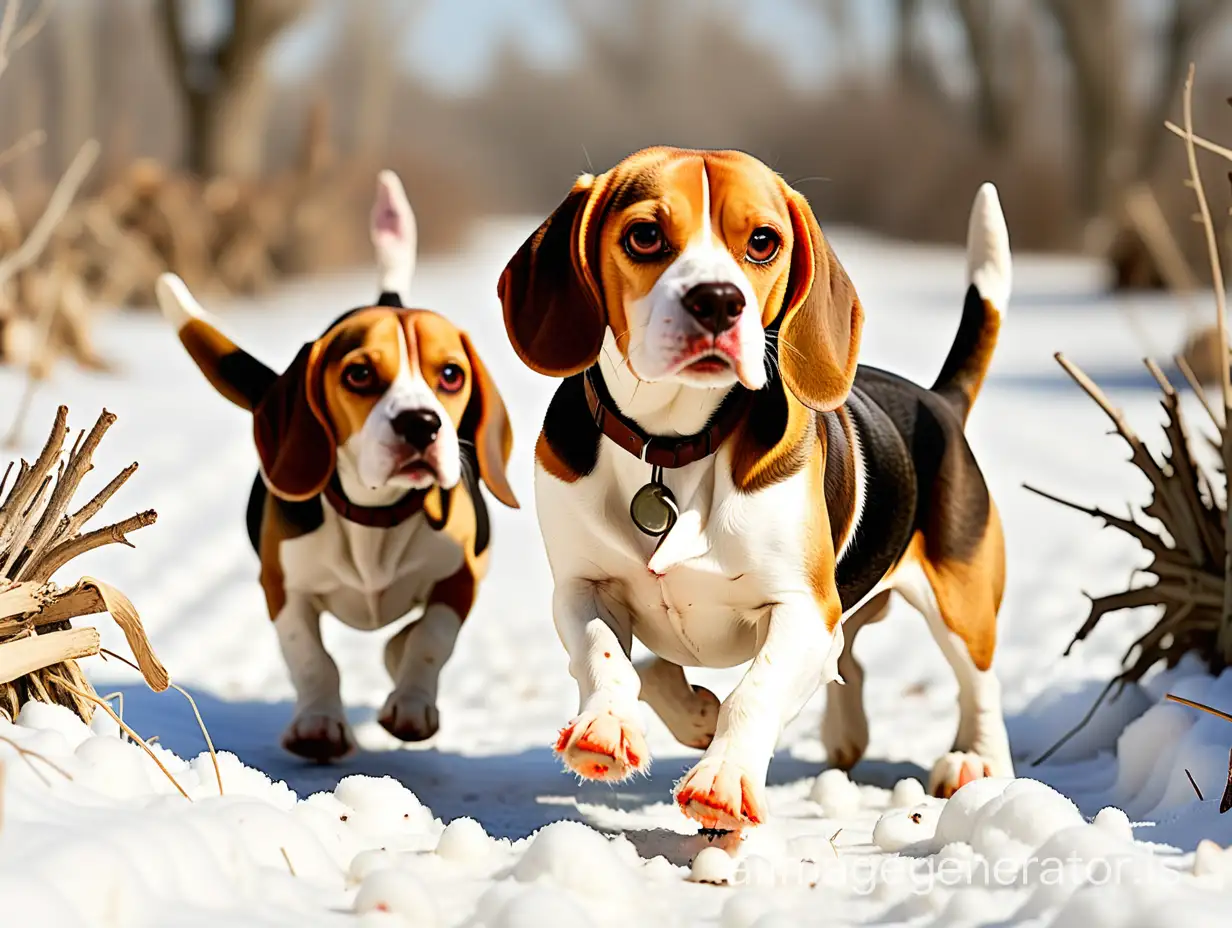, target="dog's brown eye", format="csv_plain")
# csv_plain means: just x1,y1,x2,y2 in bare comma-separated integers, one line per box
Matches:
438,363,465,394
342,362,375,392
746,227,781,264
624,222,666,260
